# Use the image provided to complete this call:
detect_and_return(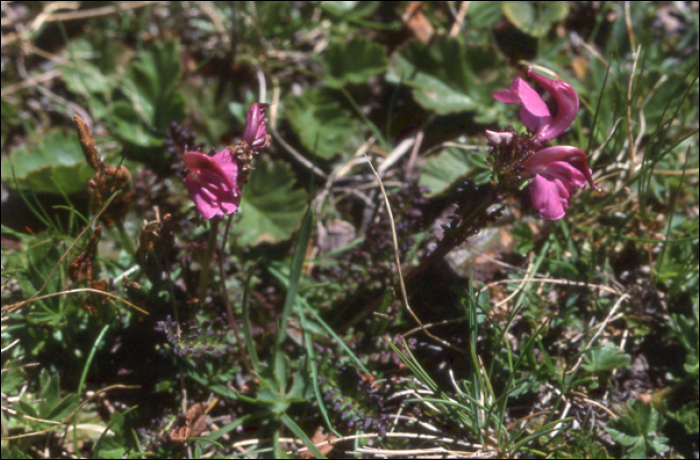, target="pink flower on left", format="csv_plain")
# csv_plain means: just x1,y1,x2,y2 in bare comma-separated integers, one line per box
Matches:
183,147,241,220
182,103,270,220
